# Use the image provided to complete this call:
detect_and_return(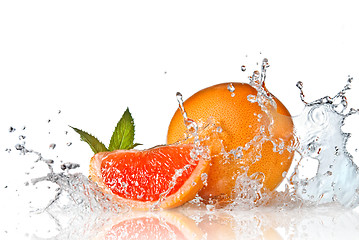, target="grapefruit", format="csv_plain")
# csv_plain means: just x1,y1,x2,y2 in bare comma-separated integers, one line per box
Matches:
89,144,209,210
167,82,294,203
